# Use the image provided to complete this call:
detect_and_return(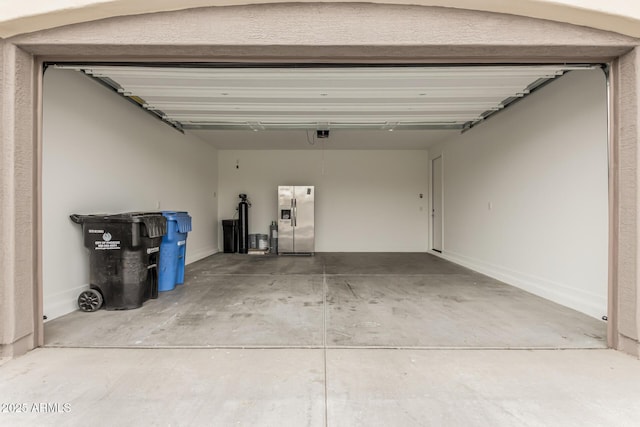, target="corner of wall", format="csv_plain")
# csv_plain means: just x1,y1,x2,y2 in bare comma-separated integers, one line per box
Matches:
0,41,38,357
614,48,640,351
0,334,35,358
186,248,218,265
617,334,640,358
